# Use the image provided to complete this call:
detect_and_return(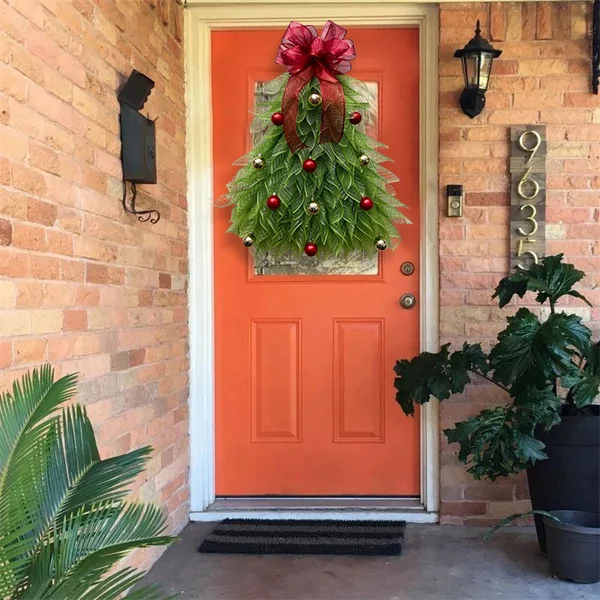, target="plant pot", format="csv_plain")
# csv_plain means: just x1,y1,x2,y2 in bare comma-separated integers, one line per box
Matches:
544,511,600,583
527,409,600,554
